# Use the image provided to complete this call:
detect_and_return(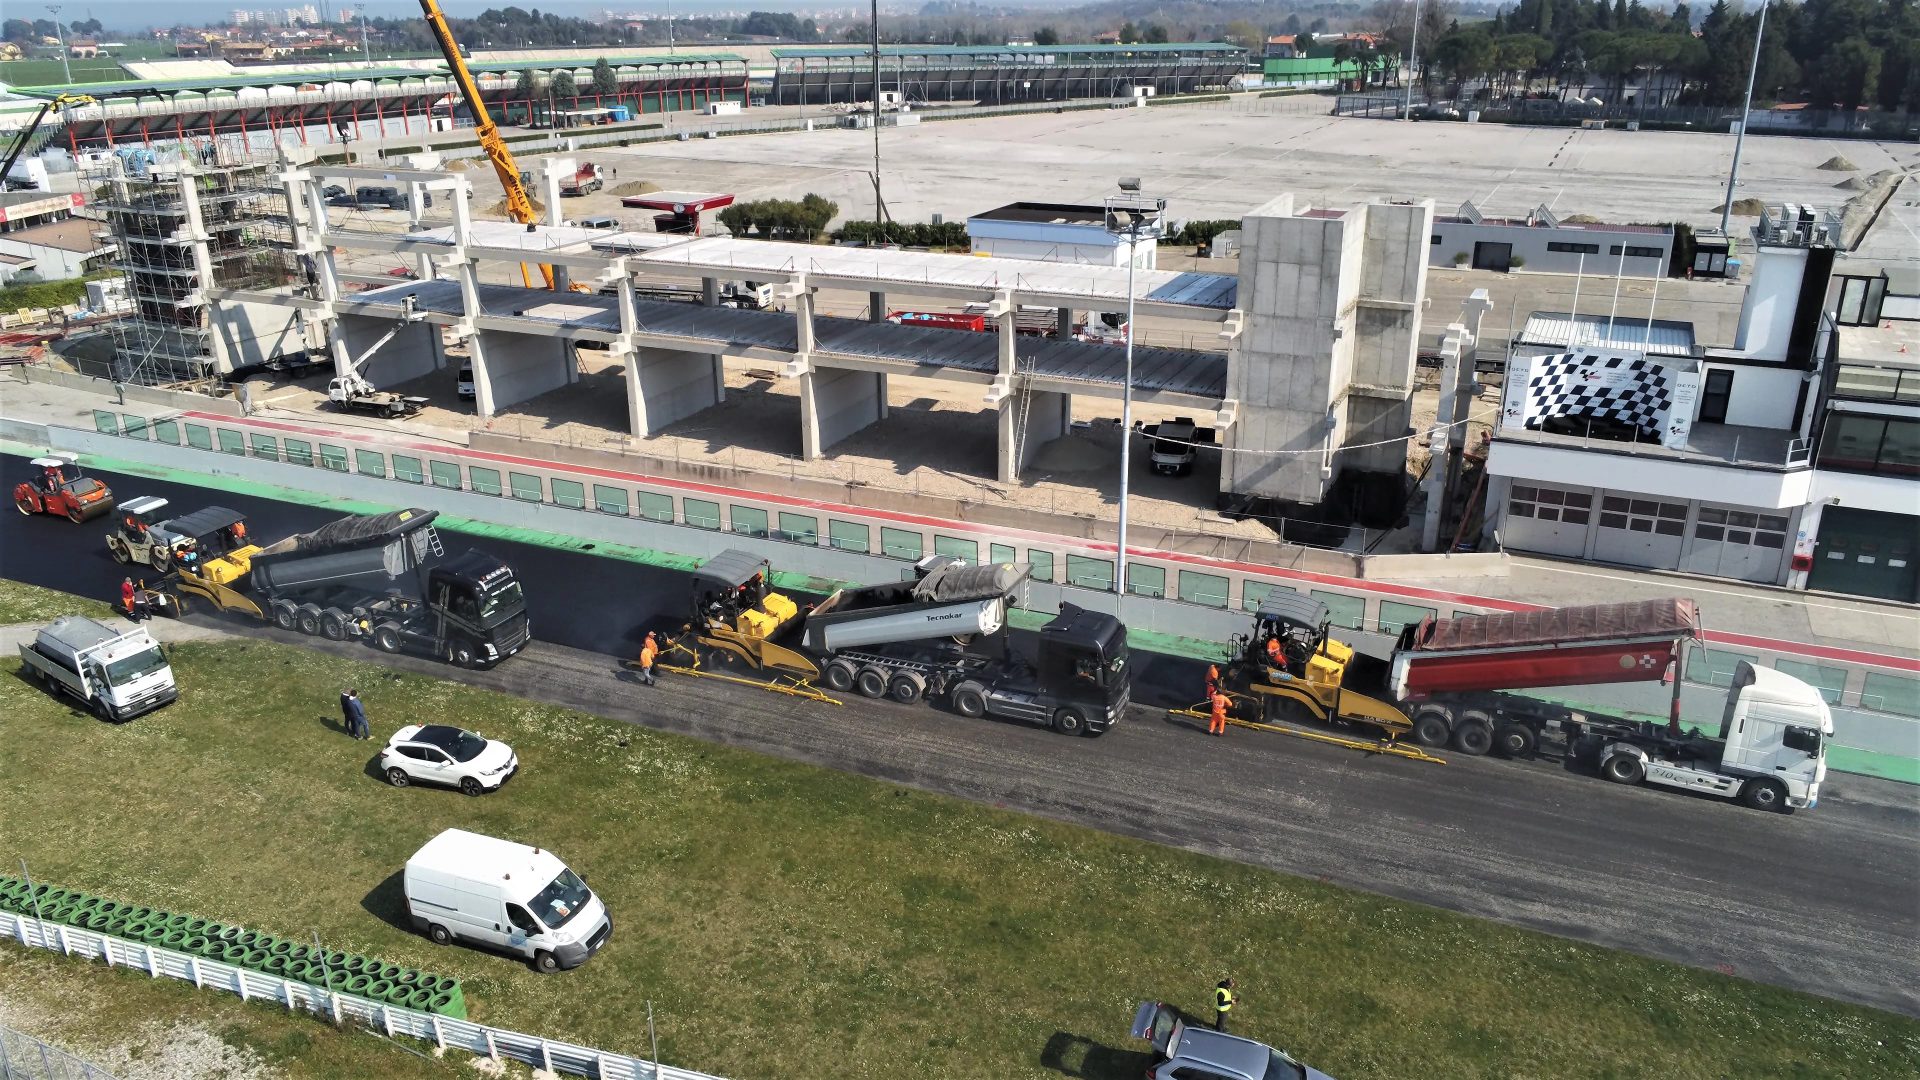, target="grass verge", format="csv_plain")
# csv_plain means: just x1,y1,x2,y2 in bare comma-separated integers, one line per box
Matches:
0,577,114,624
2,580,1917,1080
